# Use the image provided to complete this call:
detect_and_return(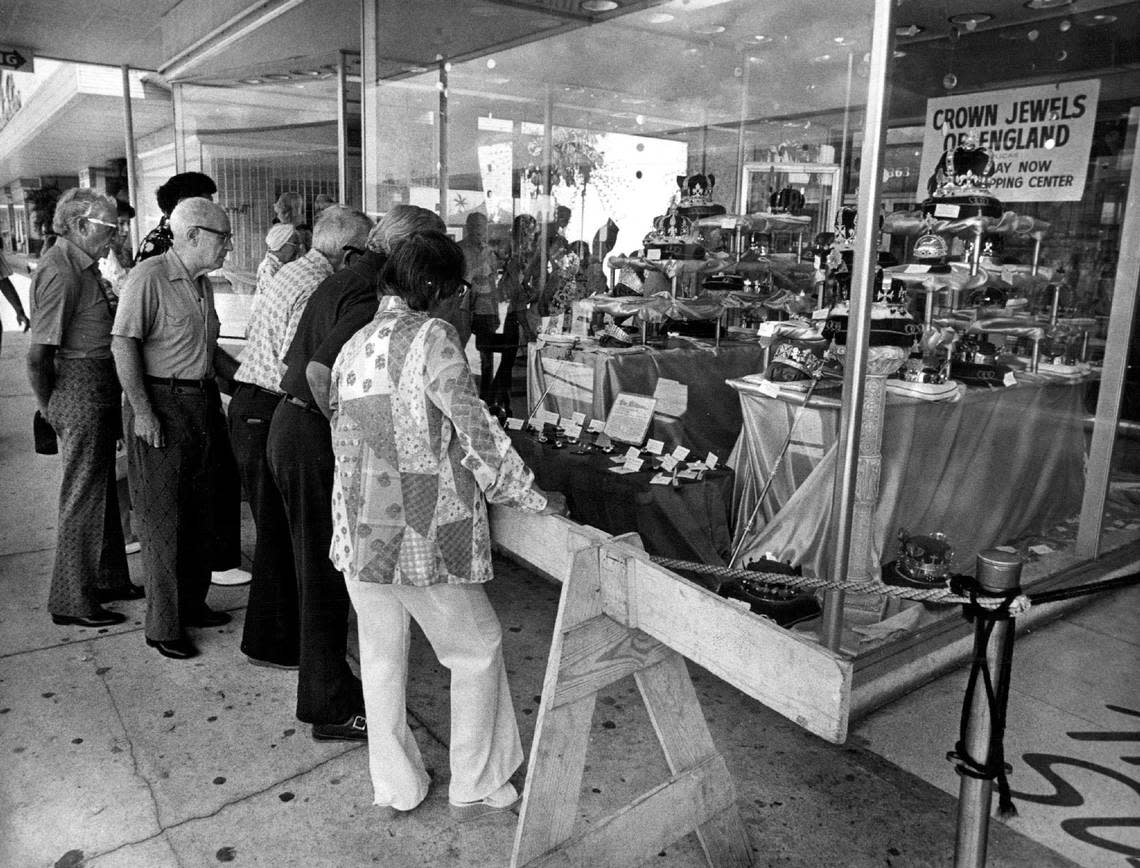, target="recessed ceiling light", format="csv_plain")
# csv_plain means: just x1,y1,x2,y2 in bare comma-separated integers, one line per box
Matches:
1024,0,1072,8
1088,13,1118,24
896,24,924,38
291,69,323,77
812,53,832,62
948,12,994,28
262,73,293,81
752,34,772,42
239,78,263,85
648,12,675,24
580,0,618,12
693,24,725,34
